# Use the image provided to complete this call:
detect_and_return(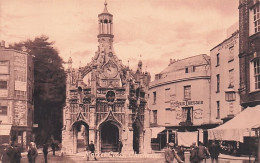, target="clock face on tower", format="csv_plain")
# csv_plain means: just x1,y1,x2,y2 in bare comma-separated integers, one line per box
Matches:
103,62,118,78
